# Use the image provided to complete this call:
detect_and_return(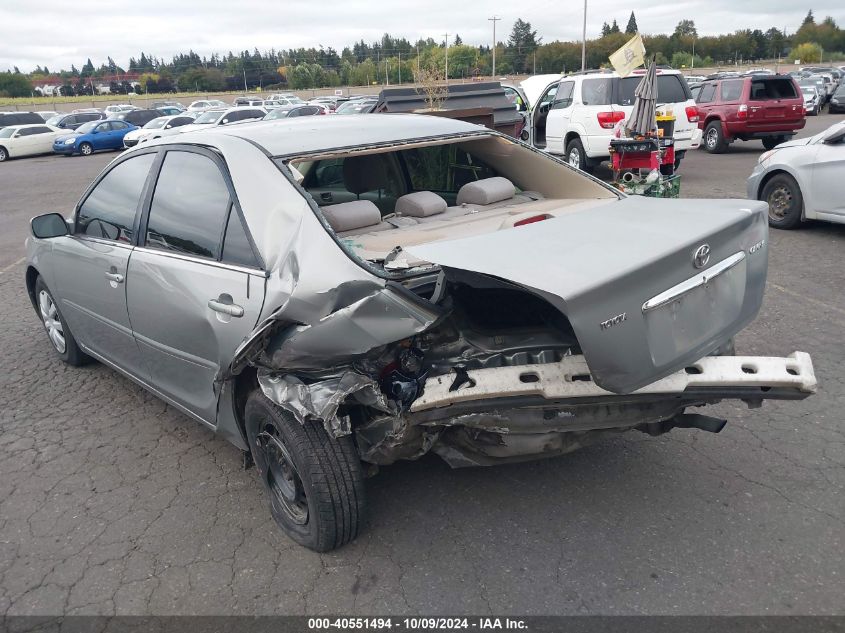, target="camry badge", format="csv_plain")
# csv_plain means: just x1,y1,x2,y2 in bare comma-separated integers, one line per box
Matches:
693,244,711,269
